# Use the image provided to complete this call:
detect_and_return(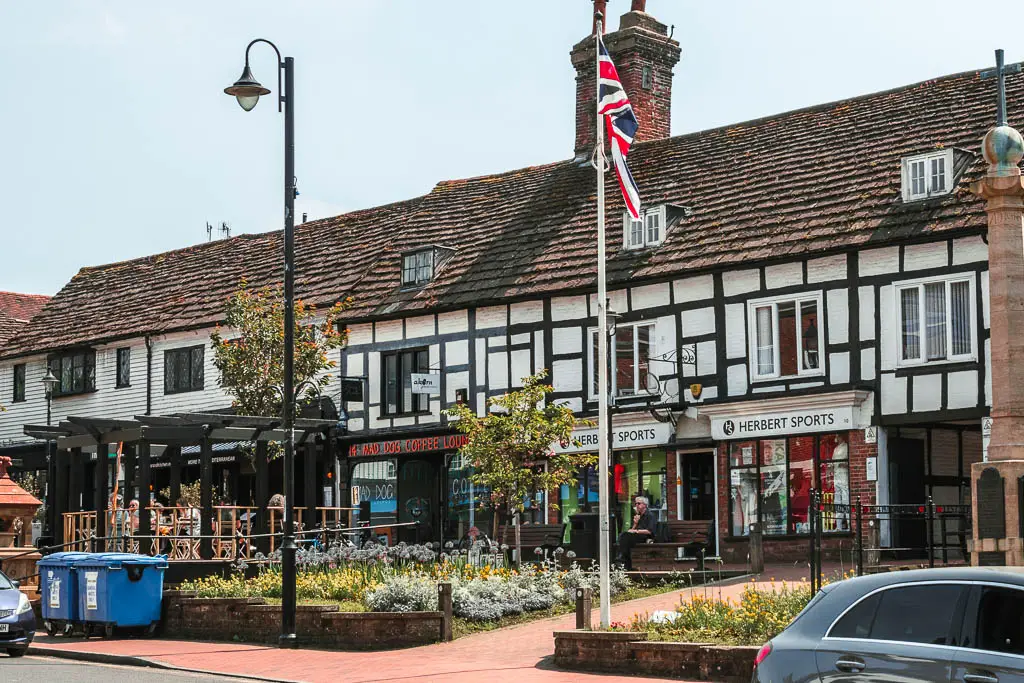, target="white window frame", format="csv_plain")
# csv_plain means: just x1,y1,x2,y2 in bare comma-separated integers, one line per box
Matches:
894,273,976,367
401,250,434,287
901,149,954,201
587,321,657,399
746,291,825,382
623,206,666,250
